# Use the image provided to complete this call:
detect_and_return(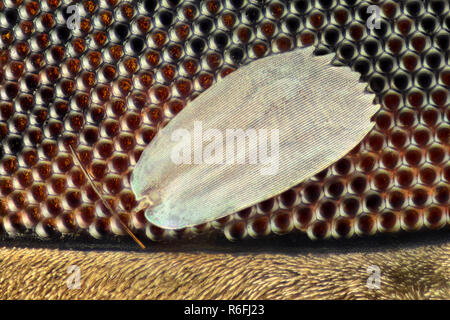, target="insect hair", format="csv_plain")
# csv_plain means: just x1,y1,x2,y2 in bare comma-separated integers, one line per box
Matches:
69,145,146,249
